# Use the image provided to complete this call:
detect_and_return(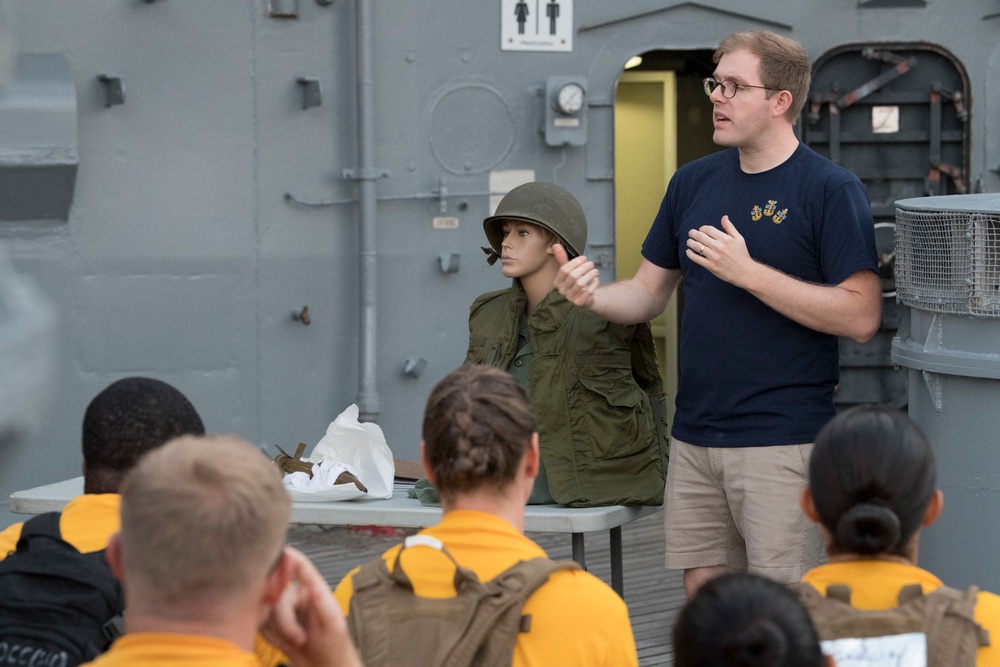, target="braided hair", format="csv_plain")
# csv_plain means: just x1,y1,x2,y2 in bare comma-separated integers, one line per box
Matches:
422,365,537,499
